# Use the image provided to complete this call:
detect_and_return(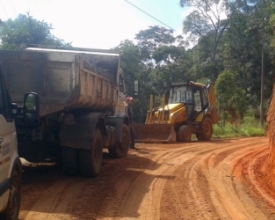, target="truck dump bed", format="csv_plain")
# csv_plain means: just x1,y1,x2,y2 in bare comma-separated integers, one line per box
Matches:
0,48,121,116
